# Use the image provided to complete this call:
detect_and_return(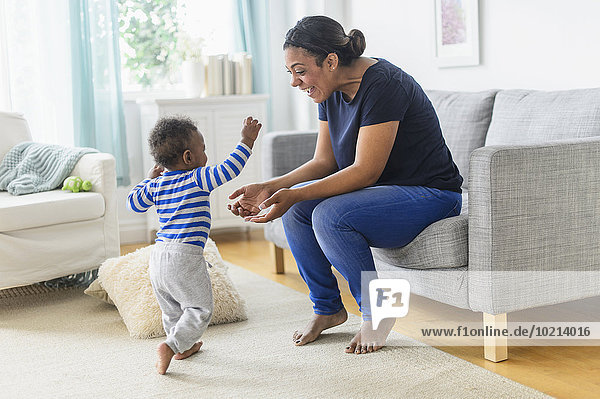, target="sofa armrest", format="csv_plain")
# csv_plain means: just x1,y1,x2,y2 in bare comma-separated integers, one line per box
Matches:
70,152,120,257
70,153,117,196
261,130,318,179
468,137,600,313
